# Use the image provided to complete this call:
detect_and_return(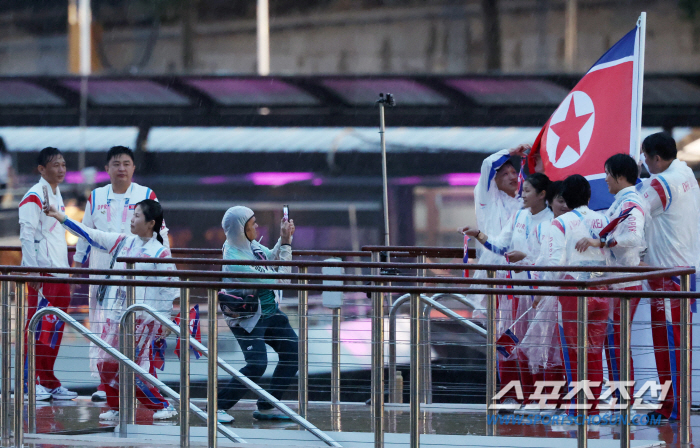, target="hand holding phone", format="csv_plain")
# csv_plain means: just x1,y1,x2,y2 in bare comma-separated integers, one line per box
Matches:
42,186,50,214
283,205,289,222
